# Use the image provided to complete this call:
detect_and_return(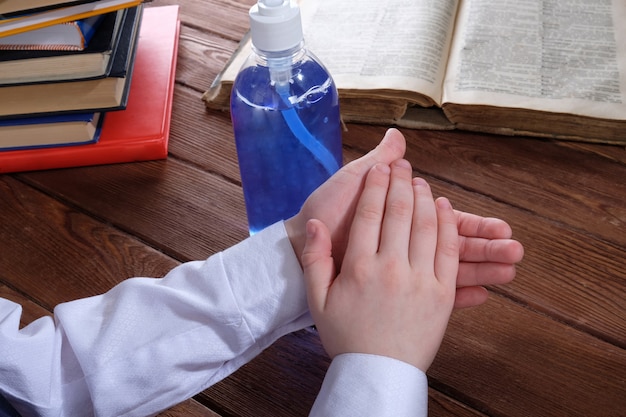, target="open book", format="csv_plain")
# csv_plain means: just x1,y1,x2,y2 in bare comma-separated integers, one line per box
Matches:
204,0,626,145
